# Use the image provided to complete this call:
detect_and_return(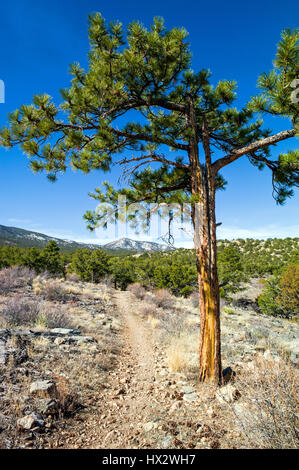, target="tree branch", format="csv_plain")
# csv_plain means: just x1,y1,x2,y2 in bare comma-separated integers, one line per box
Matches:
111,128,189,151
116,154,189,169
212,129,296,174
